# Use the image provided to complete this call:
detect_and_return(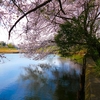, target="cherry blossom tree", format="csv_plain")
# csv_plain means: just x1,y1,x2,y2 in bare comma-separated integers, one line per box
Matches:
0,0,100,59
